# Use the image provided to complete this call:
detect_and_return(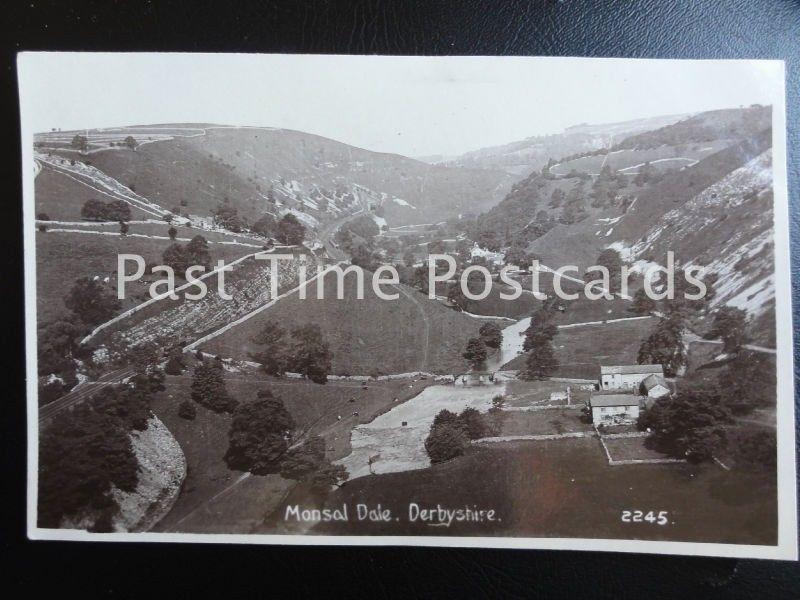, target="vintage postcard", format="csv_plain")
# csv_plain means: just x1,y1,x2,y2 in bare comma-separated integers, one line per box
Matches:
19,53,796,559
